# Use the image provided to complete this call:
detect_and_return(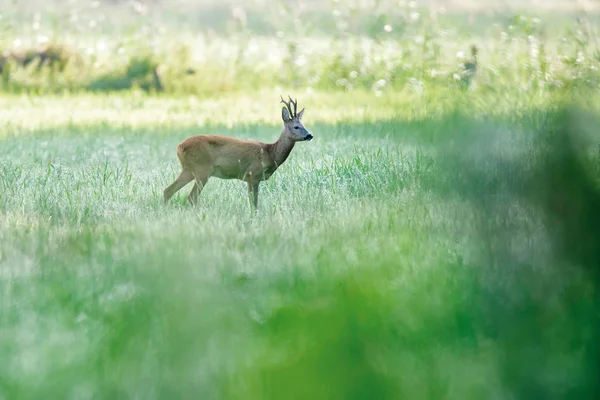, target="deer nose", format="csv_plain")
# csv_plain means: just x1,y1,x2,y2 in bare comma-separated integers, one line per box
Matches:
305,134,313,141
